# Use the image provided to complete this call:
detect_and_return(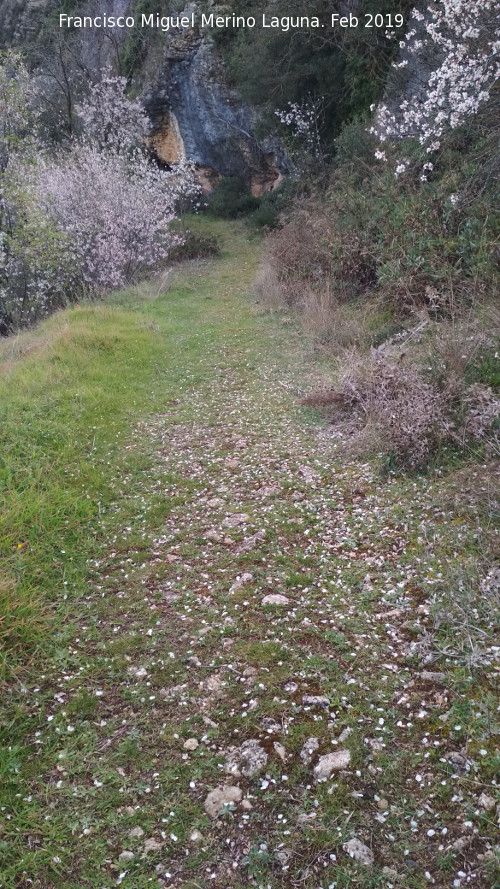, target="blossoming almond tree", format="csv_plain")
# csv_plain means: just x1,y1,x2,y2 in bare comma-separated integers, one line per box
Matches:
37,146,184,291
275,98,324,164
372,0,500,161
2,62,200,324
75,71,150,154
